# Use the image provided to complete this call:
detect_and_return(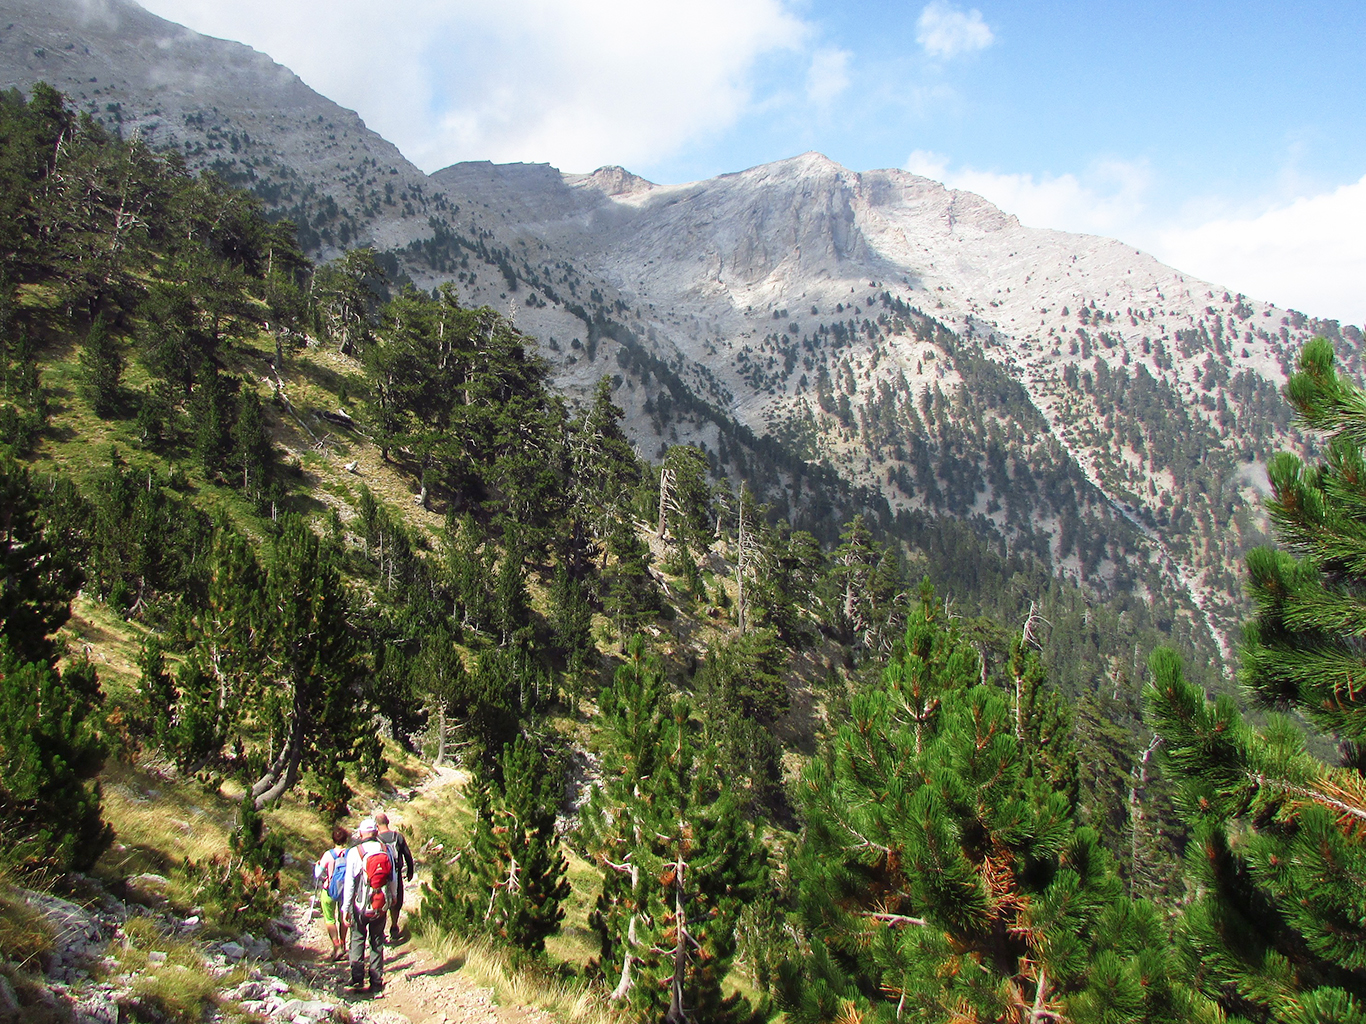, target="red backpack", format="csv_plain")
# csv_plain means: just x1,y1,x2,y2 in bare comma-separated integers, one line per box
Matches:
360,842,394,920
